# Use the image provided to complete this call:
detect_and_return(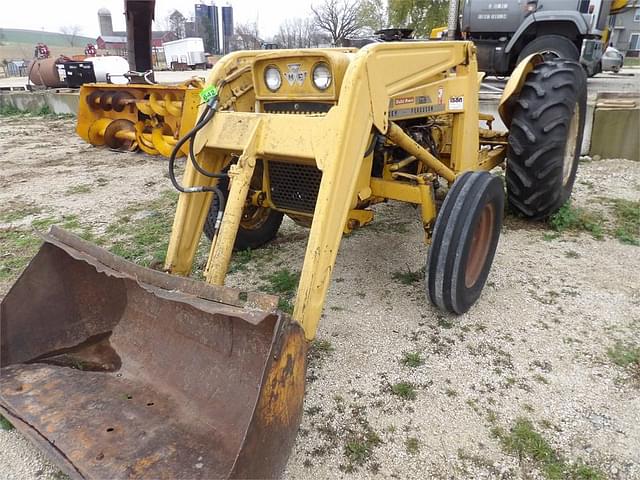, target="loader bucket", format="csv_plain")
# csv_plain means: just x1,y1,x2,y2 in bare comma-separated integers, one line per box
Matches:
0,227,307,480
